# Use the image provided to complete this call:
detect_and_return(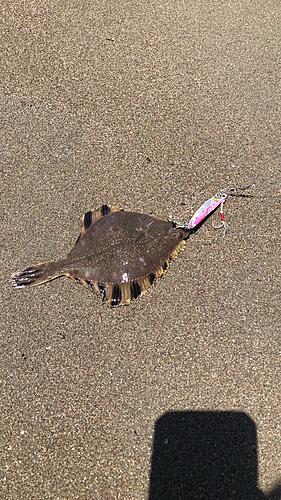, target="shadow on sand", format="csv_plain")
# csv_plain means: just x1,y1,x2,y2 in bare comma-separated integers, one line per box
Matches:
149,411,280,500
